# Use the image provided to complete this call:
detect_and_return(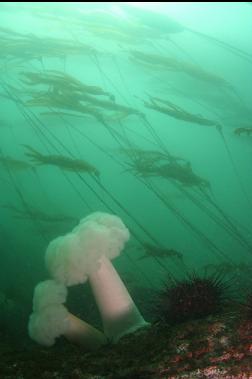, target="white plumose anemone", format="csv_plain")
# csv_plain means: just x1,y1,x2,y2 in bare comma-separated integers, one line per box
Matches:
28,279,106,349
46,212,150,342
